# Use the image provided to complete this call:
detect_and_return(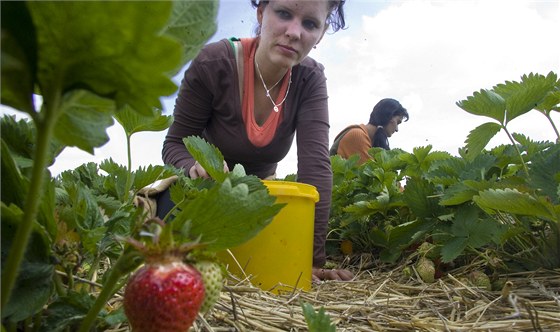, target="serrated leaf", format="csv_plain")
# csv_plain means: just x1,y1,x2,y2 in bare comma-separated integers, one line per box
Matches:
0,1,37,114
440,236,468,263
28,1,182,115
473,188,556,221
402,178,442,219
131,165,179,193
114,105,173,138
493,72,558,124
528,144,560,204
440,182,478,206
41,290,96,332
536,89,560,115
464,122,502,161
457,89,506,123
54,90,115,154
184,136,227,182
175,178,284,251
1,206,54,322
301,302,336,332
164,0,218,73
